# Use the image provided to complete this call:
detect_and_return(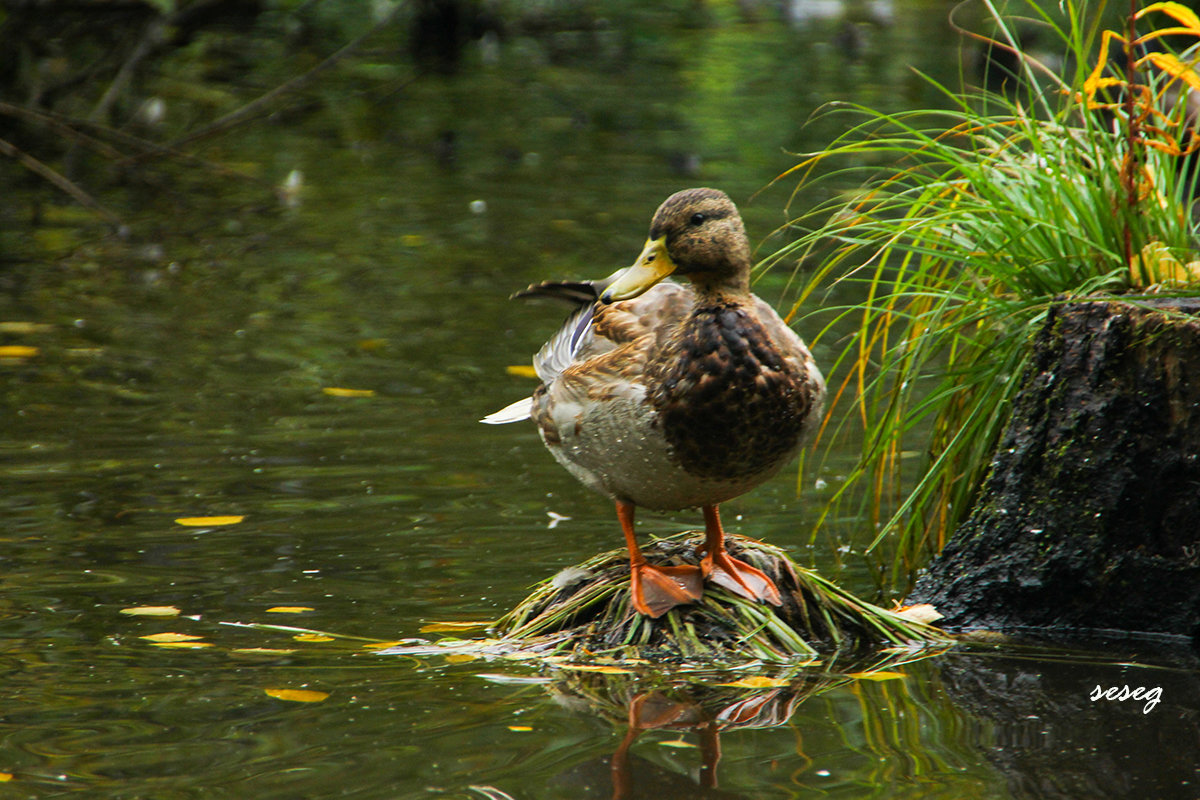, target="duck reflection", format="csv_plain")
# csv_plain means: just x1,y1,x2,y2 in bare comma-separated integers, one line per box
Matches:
546,671,817,799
